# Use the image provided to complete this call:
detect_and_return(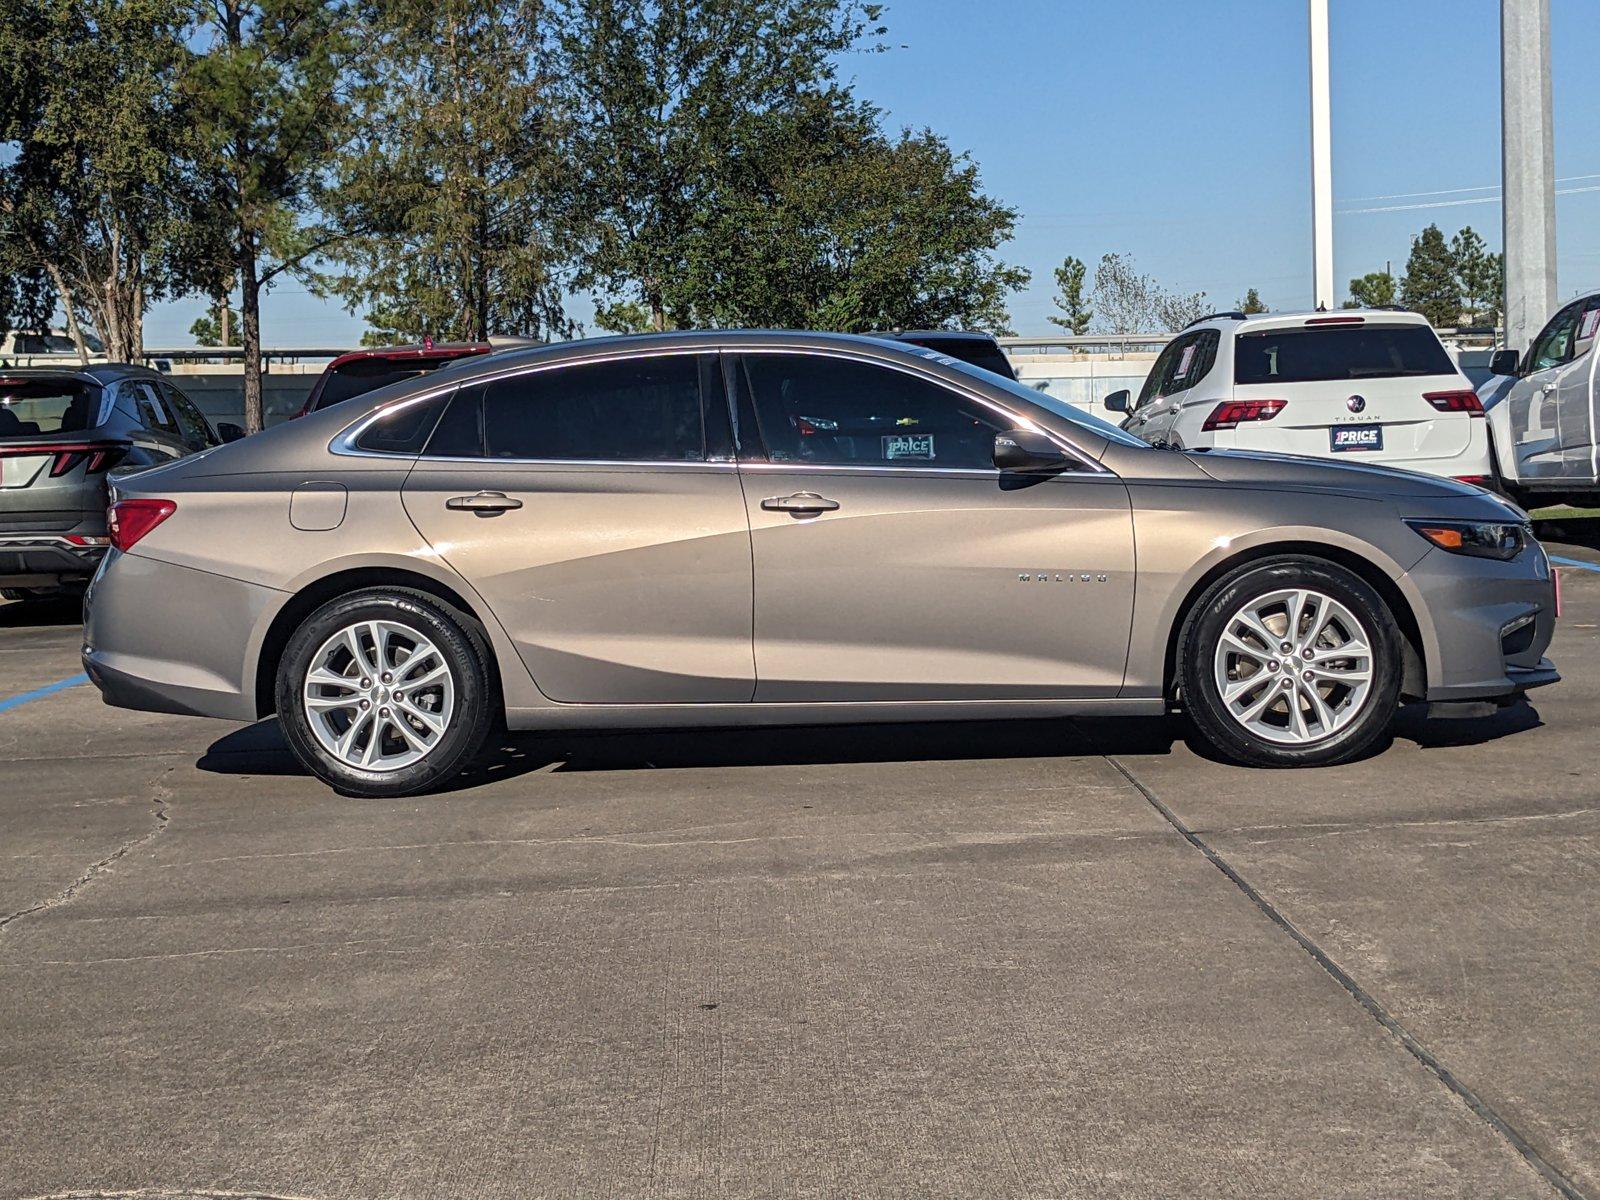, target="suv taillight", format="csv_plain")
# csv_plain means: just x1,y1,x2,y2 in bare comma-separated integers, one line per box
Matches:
1202,400,1286,431
46,441,130,477
1424,389,1484,416
108,498,176,552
